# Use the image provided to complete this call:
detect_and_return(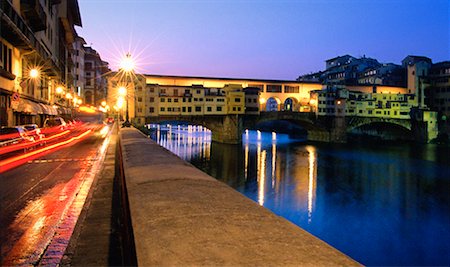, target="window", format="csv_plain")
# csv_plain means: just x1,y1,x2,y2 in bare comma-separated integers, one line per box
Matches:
196,90,201,94
168,98,172,102
149,97,154,102
284,85,299,93
1,42,13,73
234,98,241,102
86,79,91,86
182,107,186,112
137,97,142,102
173,89,178,96
188,107,192,112
174,98,179,103
207,107,212,112
217,106,222,111
195,106,201,112
217,98,225,102
160,107,165,112
149,107,154,113
149,87,155,93
137,108,142,113
160,98,165,102
233,107,236,111
266,85,282,93
168,108,172,112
